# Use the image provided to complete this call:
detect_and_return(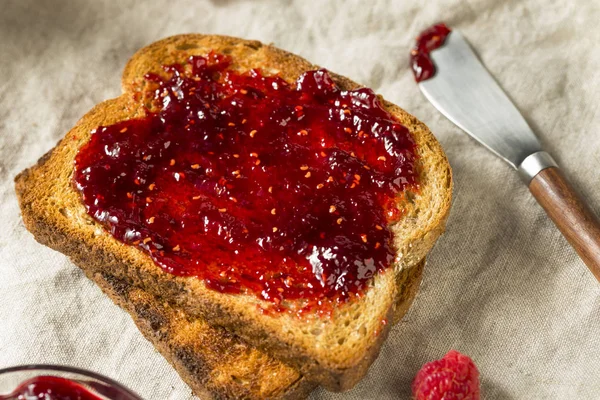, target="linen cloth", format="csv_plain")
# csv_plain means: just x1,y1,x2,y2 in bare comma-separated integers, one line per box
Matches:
1,0,599,398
